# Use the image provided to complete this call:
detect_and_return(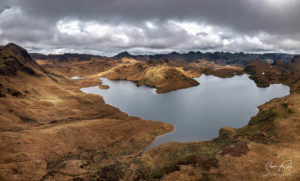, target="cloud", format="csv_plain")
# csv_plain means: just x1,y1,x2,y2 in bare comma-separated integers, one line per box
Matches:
0,0,300,55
